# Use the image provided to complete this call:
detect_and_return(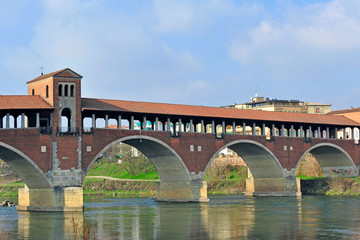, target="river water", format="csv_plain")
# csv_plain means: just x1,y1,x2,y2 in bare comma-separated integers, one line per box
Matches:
1,195,360,239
